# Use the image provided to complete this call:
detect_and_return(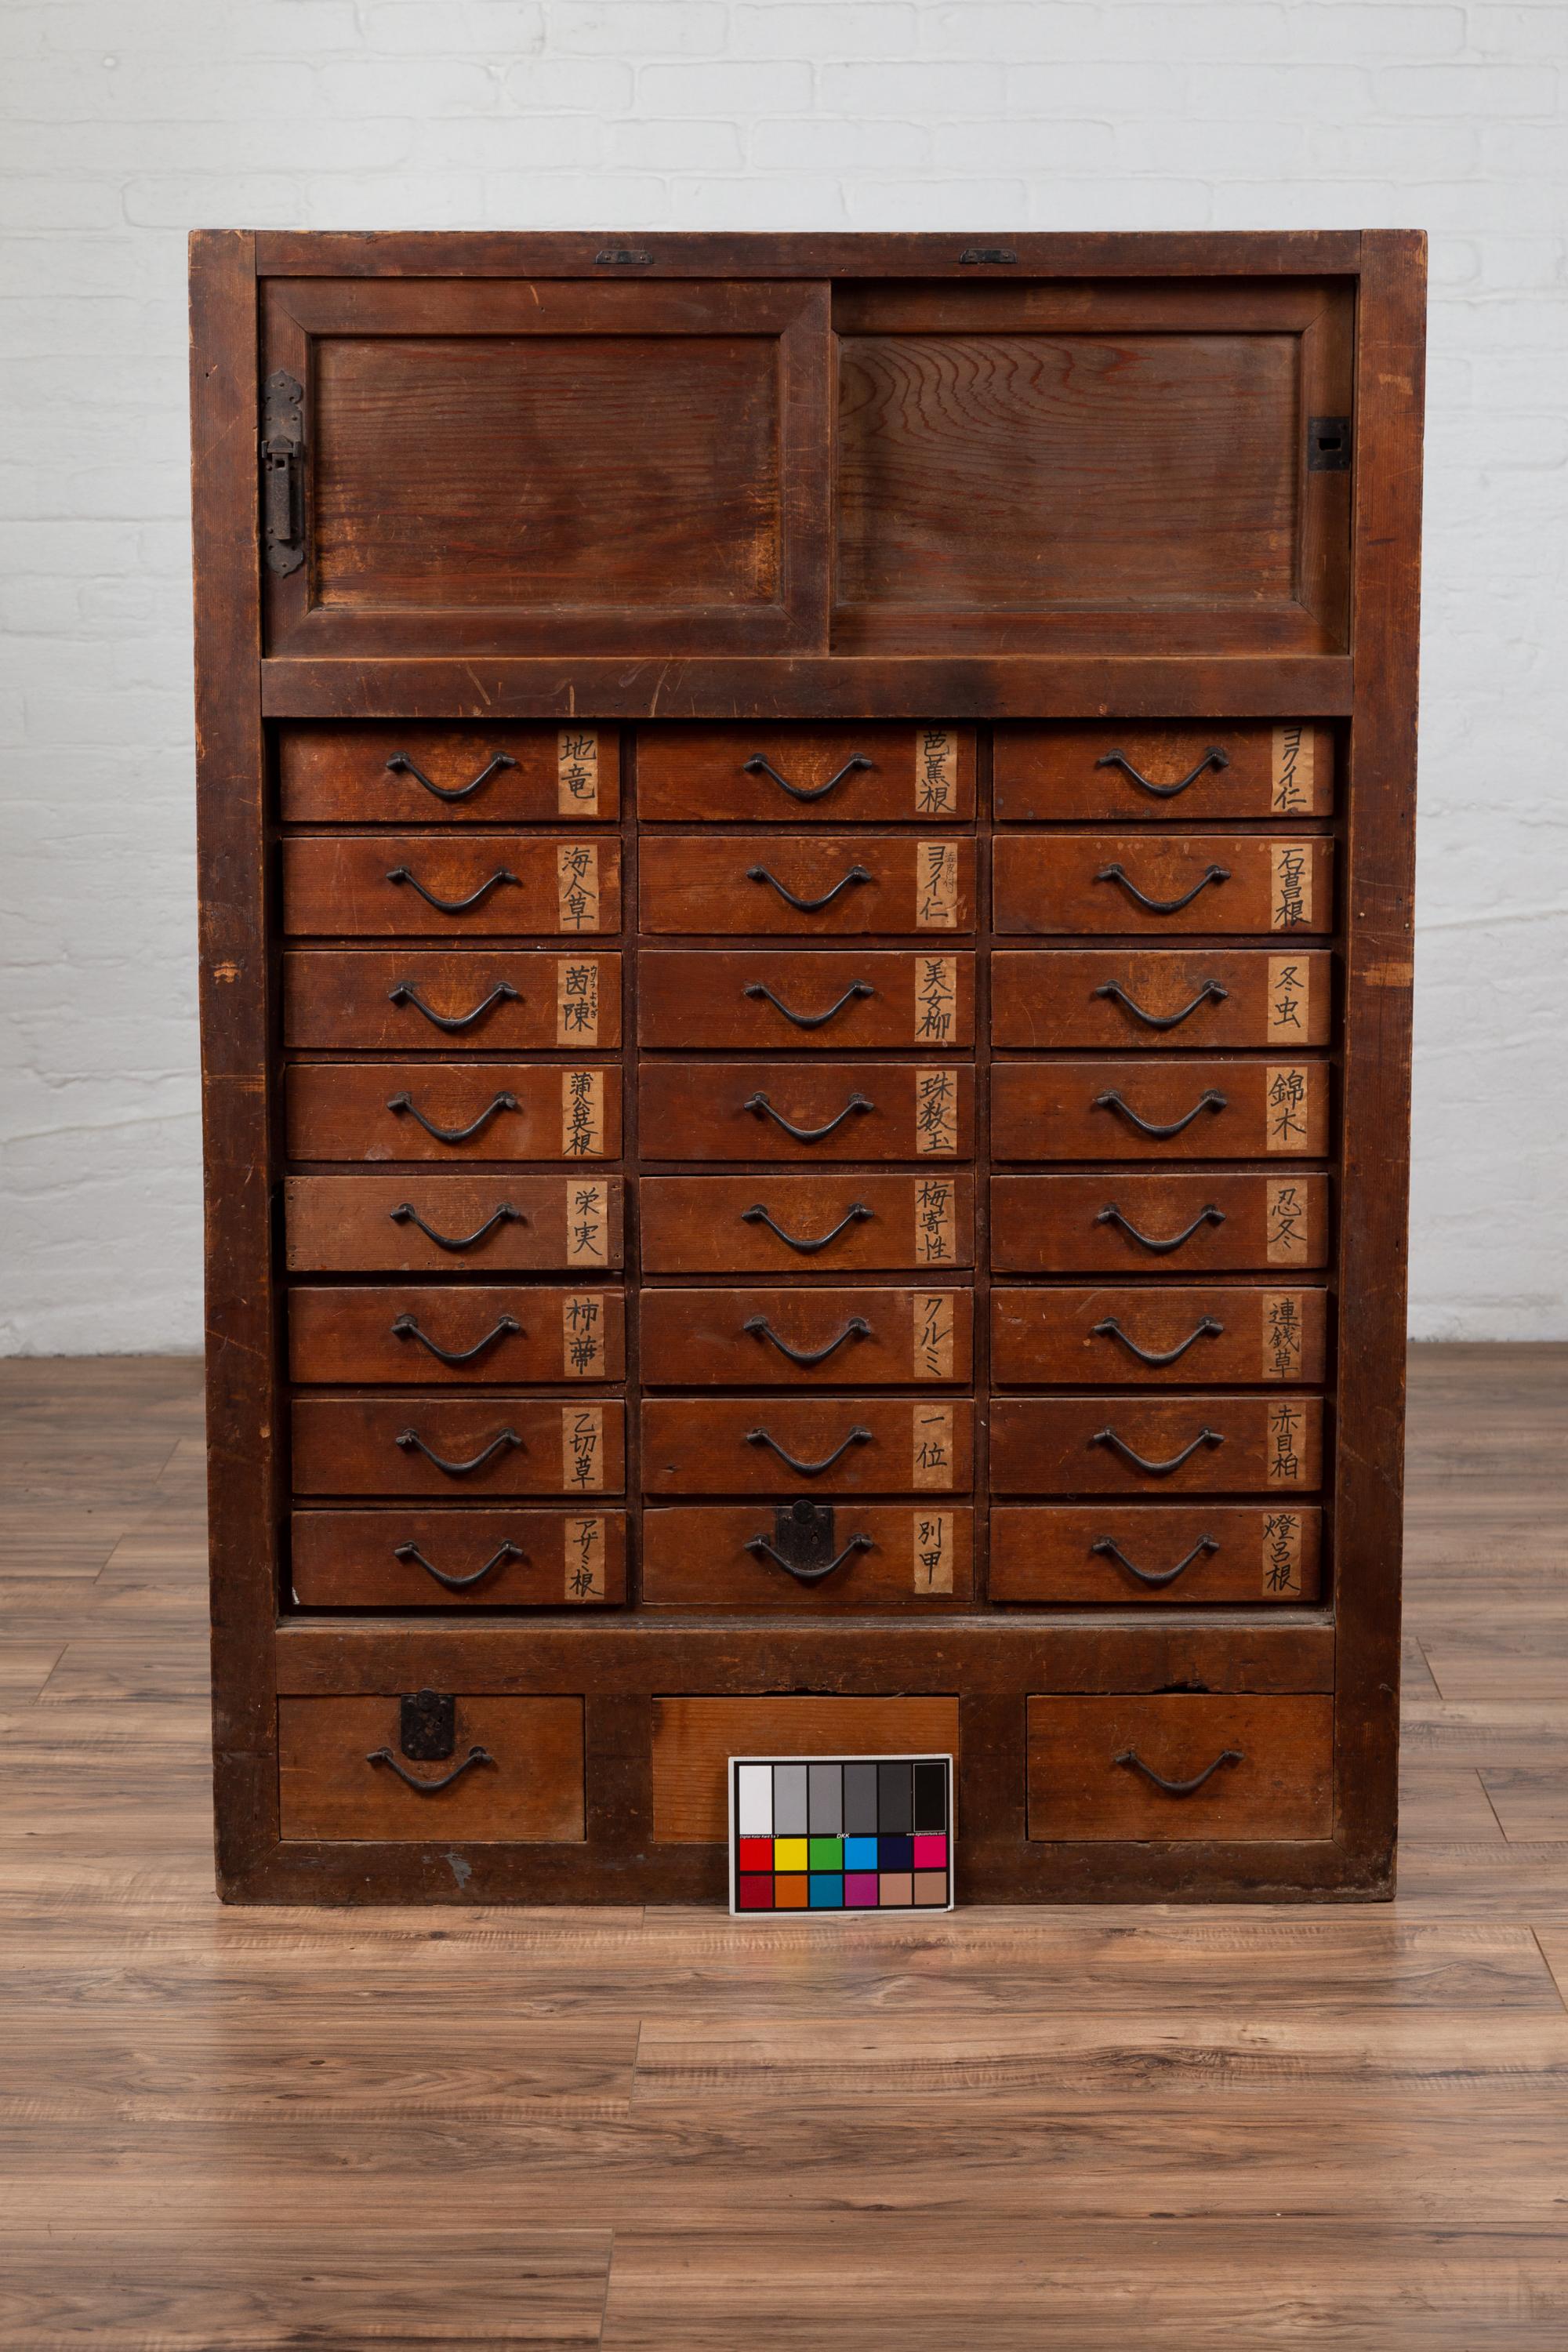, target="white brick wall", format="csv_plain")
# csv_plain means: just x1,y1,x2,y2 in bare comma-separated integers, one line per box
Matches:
2,0,1564,1350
